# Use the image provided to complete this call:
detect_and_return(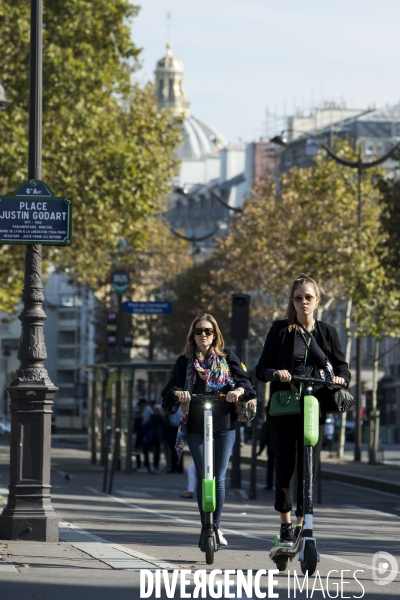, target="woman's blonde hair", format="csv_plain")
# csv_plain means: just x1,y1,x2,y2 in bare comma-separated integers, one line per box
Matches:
184,313,226,358
285,273,321,325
